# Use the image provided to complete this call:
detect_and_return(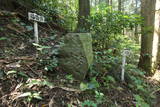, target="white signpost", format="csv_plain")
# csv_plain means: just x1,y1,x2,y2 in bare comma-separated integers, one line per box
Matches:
121,49,130,82
28,12,45,44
